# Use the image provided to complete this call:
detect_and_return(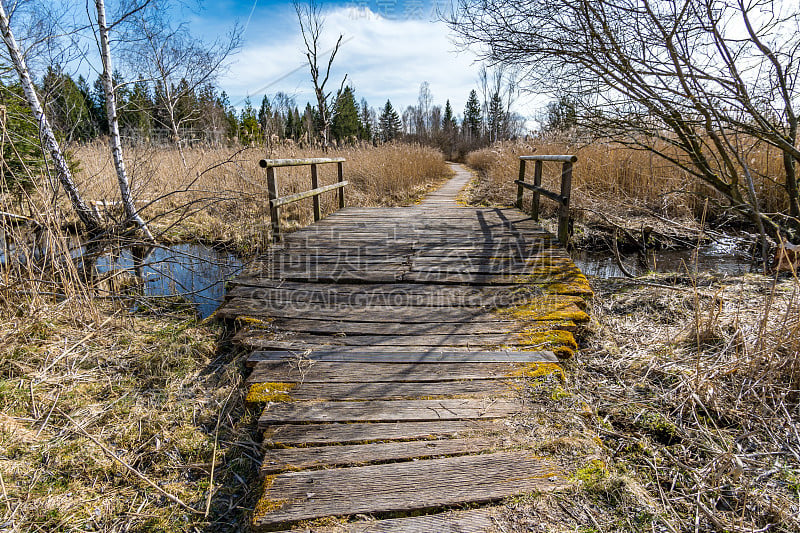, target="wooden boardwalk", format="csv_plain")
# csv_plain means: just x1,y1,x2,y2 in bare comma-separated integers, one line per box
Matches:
218,165,593,531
